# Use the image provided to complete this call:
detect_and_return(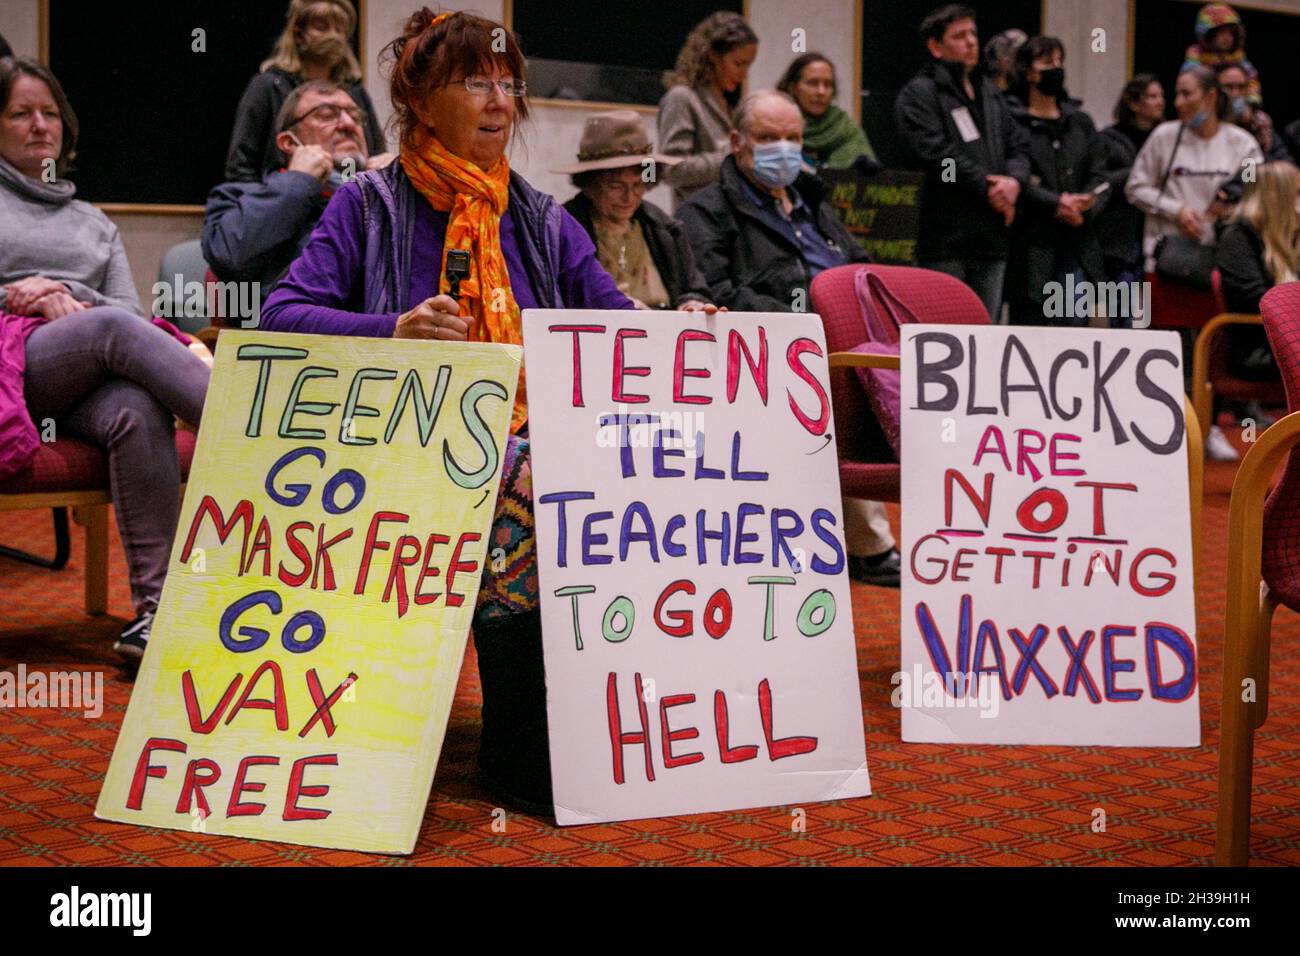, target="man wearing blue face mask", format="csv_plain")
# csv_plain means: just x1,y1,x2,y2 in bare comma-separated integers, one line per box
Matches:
678,89,903,587
677,89,869,313
203,81,395,293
